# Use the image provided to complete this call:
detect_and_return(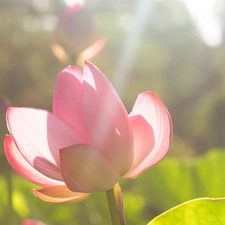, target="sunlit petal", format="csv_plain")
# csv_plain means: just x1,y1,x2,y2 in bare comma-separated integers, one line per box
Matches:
7,107,83,180
4,135,64,187
60,144,120,193
124,92,172,178
53,66,92,143
33,185,90,204
82,61,133,175
127,115,155,171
